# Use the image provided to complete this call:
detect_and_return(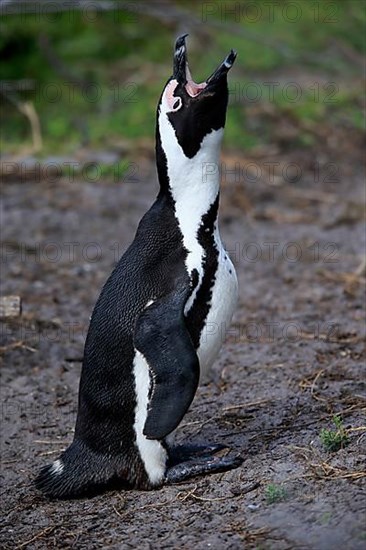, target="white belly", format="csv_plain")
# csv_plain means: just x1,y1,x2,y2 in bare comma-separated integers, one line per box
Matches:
196,245,238,381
